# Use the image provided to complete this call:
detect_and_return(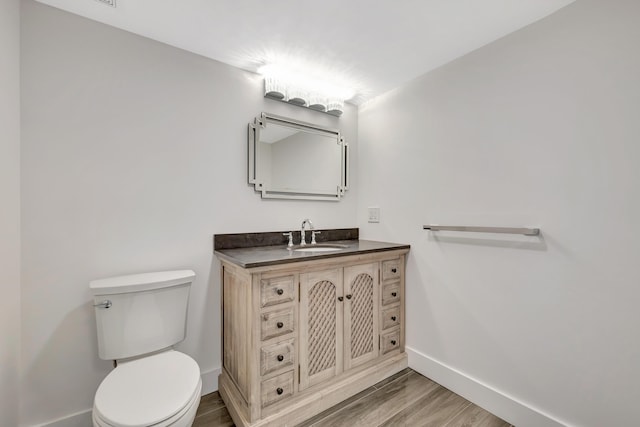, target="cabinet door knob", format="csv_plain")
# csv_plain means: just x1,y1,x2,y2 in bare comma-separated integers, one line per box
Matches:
276,288,284,295
391,340,397,346
391,316,397,321
391,268,397,273
346,294,352,300
338,296,344,302
277,354,284,362
276,387,284,395
276,321,284,328
391,292,397,297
